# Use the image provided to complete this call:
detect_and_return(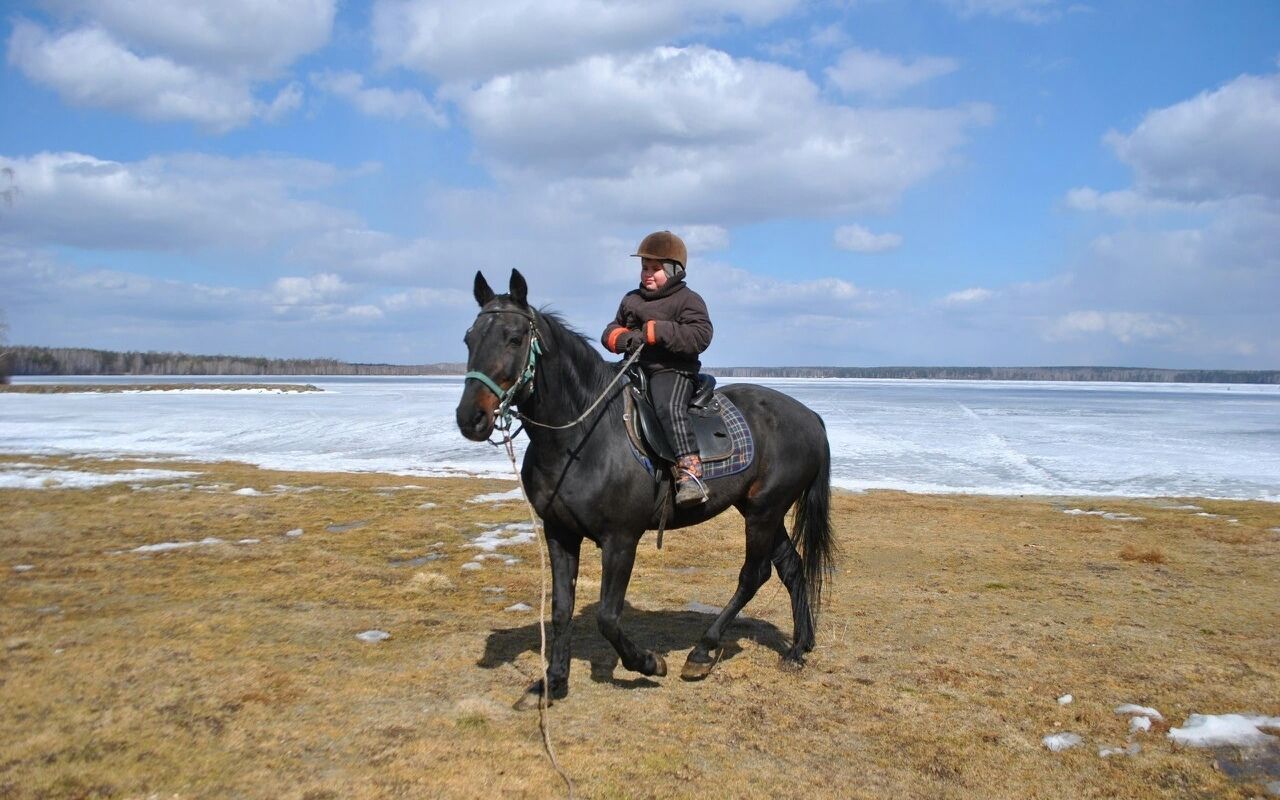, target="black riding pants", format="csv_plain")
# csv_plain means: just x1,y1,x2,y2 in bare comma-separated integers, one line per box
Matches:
648,368,698,458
